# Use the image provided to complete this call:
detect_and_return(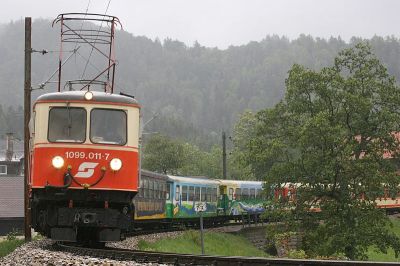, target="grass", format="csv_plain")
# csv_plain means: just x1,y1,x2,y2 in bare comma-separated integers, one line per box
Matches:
138,230,268,257
367,217,400,262
0,239,24,258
